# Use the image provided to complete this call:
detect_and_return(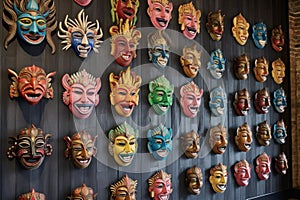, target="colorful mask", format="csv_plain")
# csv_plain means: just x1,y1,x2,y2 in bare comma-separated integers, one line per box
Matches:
147,0,173,30
233,54,250,80
207,49,226,79
64,130,97,169
111,0,139,26
272,58,285,84
67,183,97,200
180,81,203,118
8,65,56,106
108,122,138,166
185,165,203,195
3,0,57,53
252,22,267,49
148,30,170,68
62,69,101,119
73,0,92,7
206,10,225,41
110,174,137,200
148,170,172,200
58,10,103,59
271,25,284,52
233,88,251,116
109,67,142,117
7,124,53,169
180,130,200,159
273,119,287,144
275,152,288,175
148,76,174,115
234,160,251,187
256,120,272,146
178,2,201,40
254,87,271,114
180,44,201,78
209,124,227,154
235,123,252,152
232,13,249,45
209,87,226,116
209,163,228,193
147,124,172,160
254,56,269,82
18,189,45,200
110,20,142,67
273,87,287,113
255,152,271,180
